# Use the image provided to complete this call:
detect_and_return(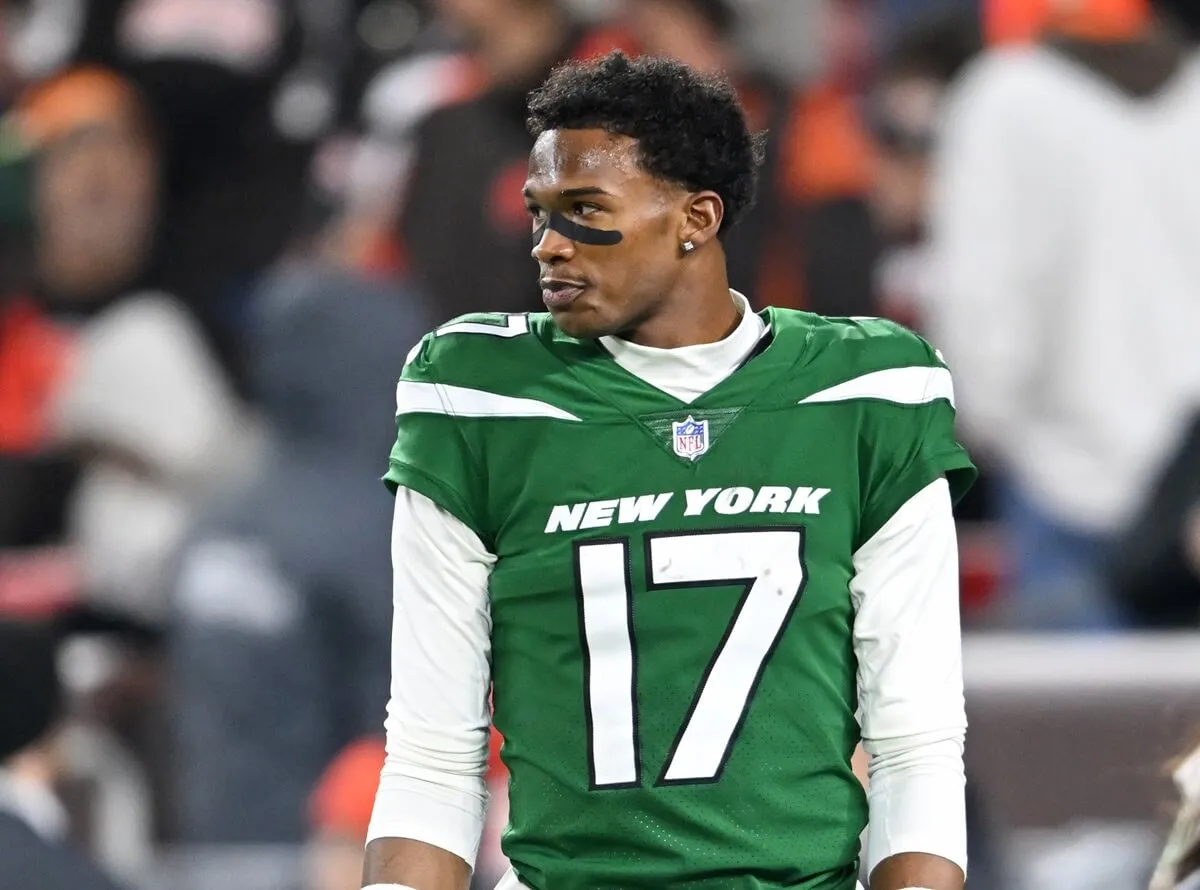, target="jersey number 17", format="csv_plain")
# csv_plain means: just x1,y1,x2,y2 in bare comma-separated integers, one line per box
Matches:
575,528,807,789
